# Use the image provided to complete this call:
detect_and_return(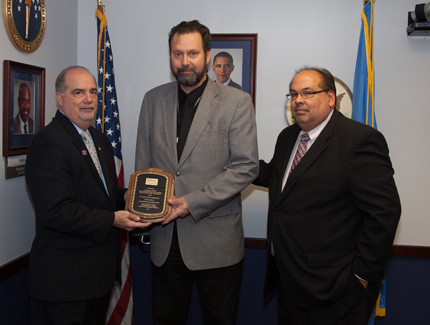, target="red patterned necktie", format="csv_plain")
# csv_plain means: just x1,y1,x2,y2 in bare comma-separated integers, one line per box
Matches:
289,133,310,175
